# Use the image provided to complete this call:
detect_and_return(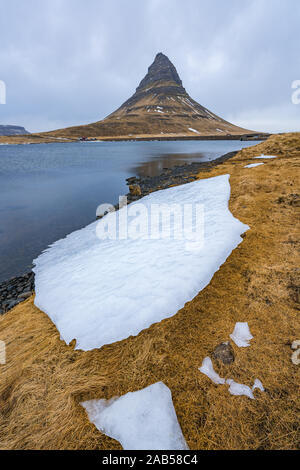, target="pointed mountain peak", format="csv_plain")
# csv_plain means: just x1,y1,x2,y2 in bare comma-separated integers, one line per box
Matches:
136,52,183,92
